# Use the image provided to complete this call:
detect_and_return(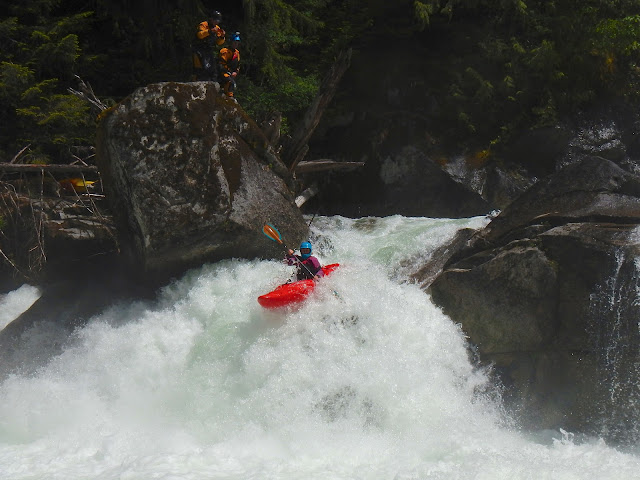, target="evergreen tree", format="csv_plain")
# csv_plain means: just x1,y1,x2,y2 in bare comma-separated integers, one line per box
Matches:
81,0,206,96
2,0,640,164
0,2,95,162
